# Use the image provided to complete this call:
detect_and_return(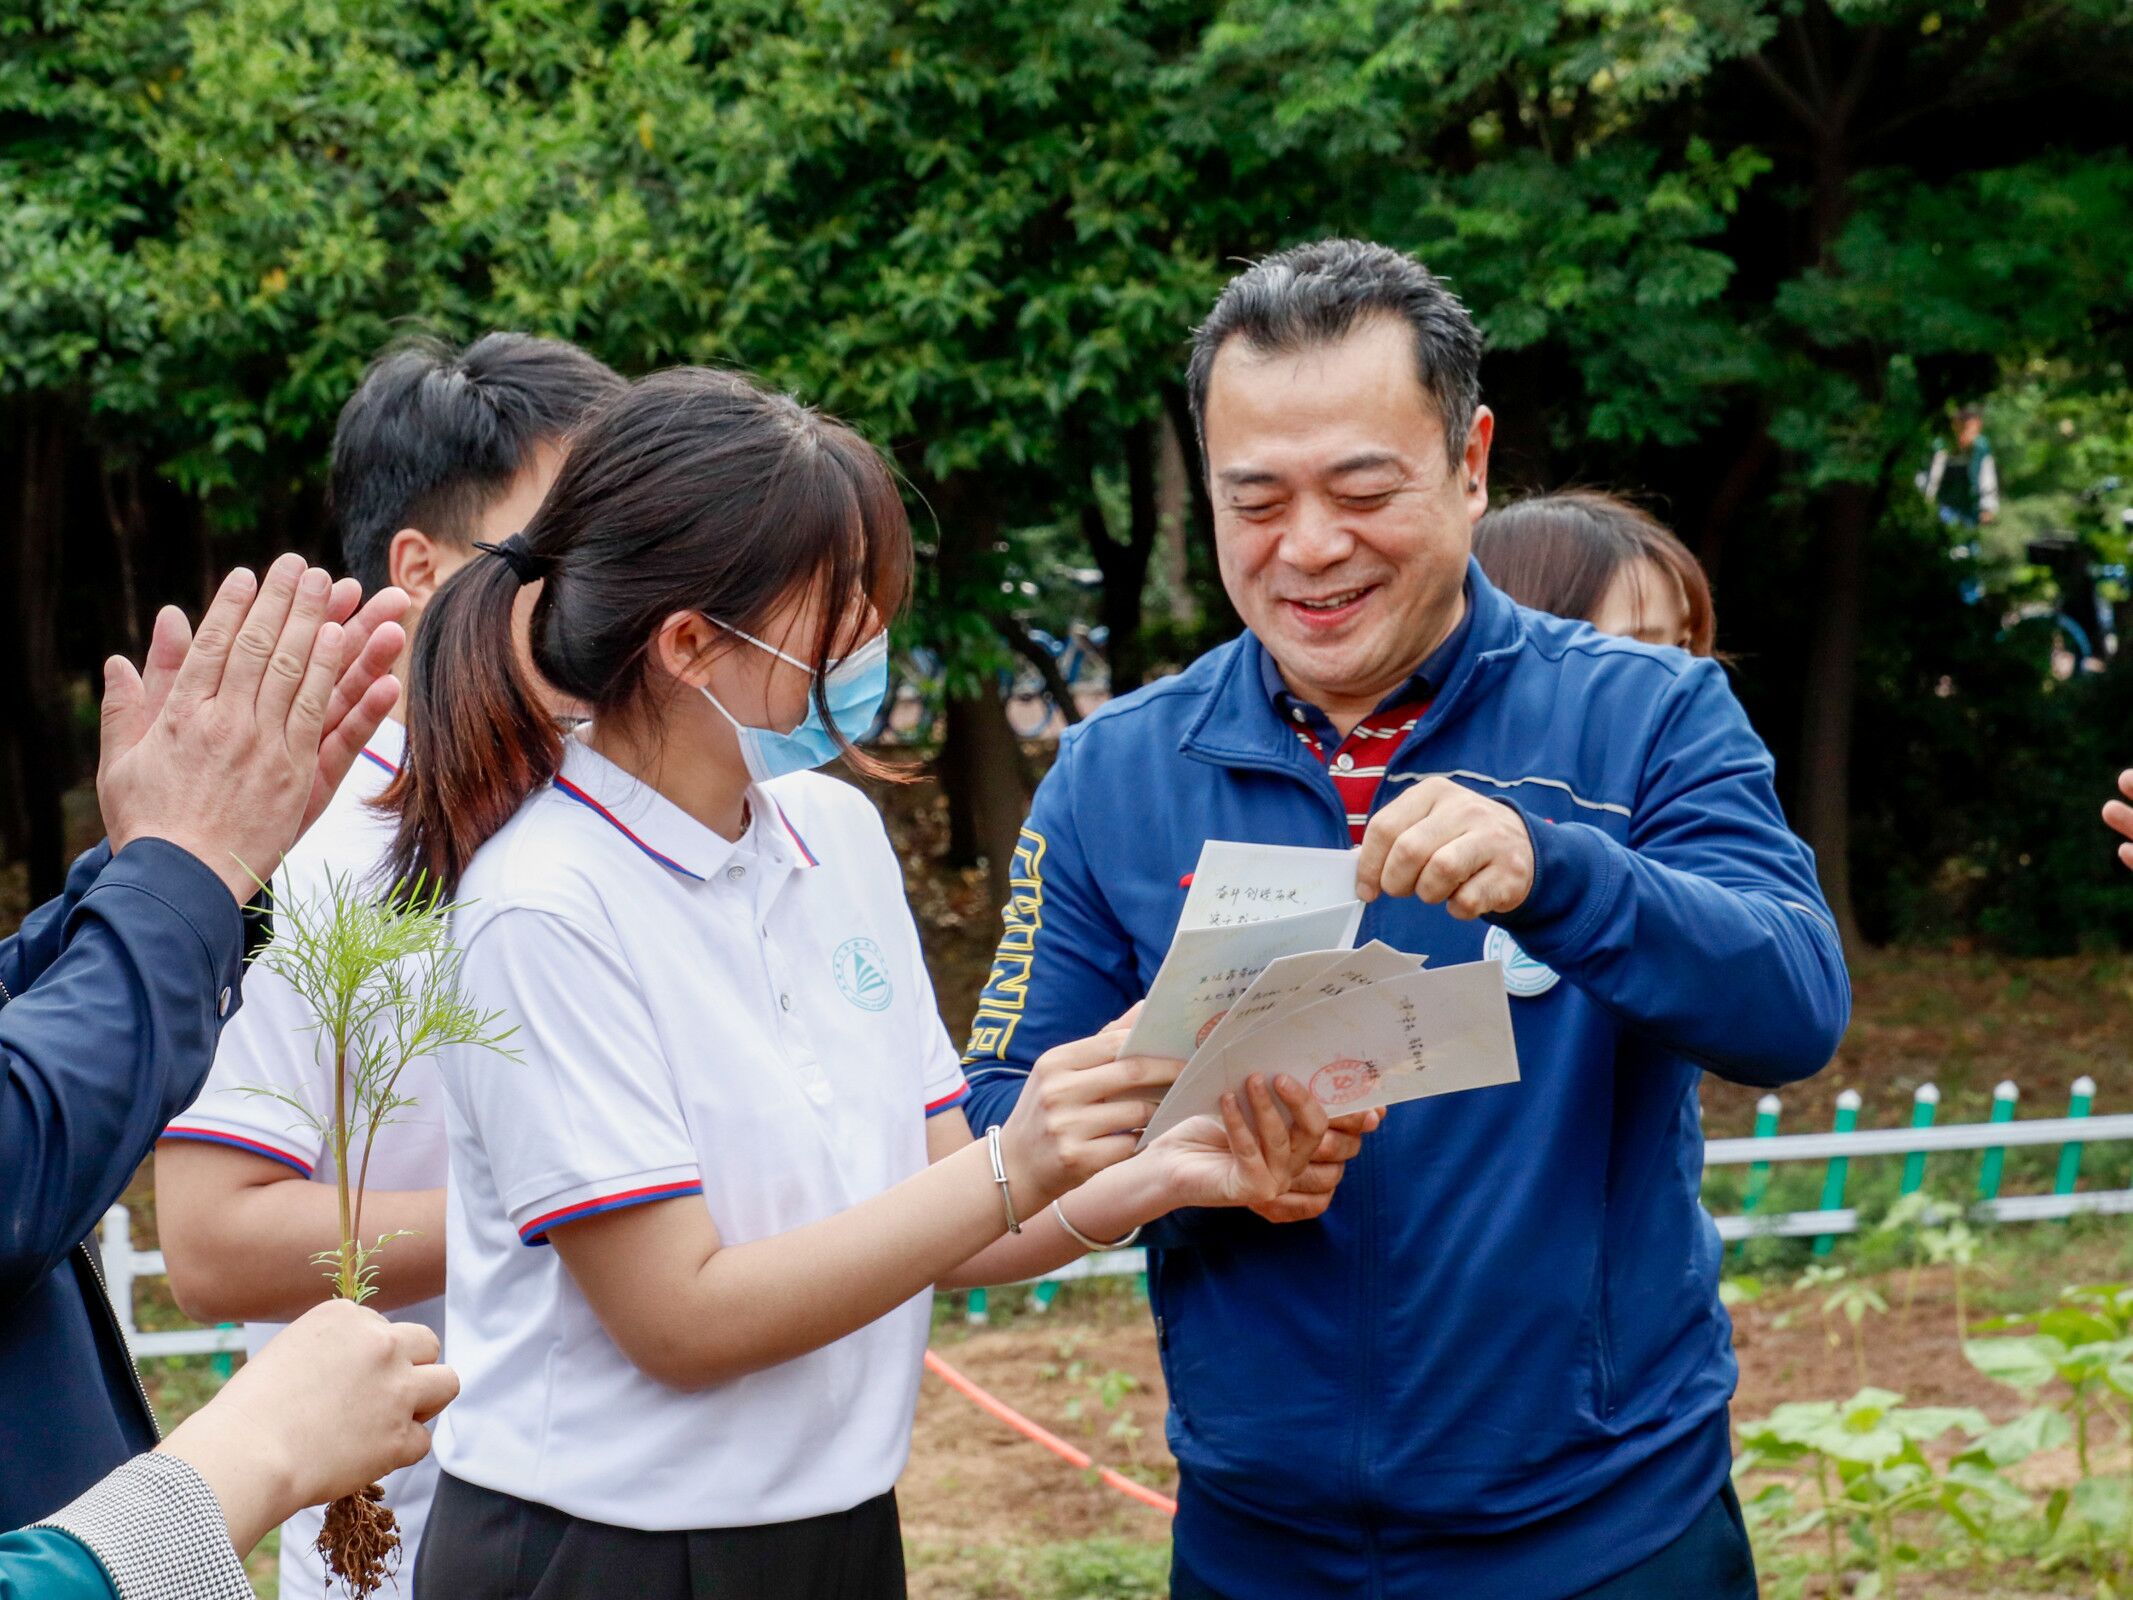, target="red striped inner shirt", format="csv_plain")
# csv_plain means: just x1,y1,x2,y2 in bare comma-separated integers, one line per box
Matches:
1287,697,1434,844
